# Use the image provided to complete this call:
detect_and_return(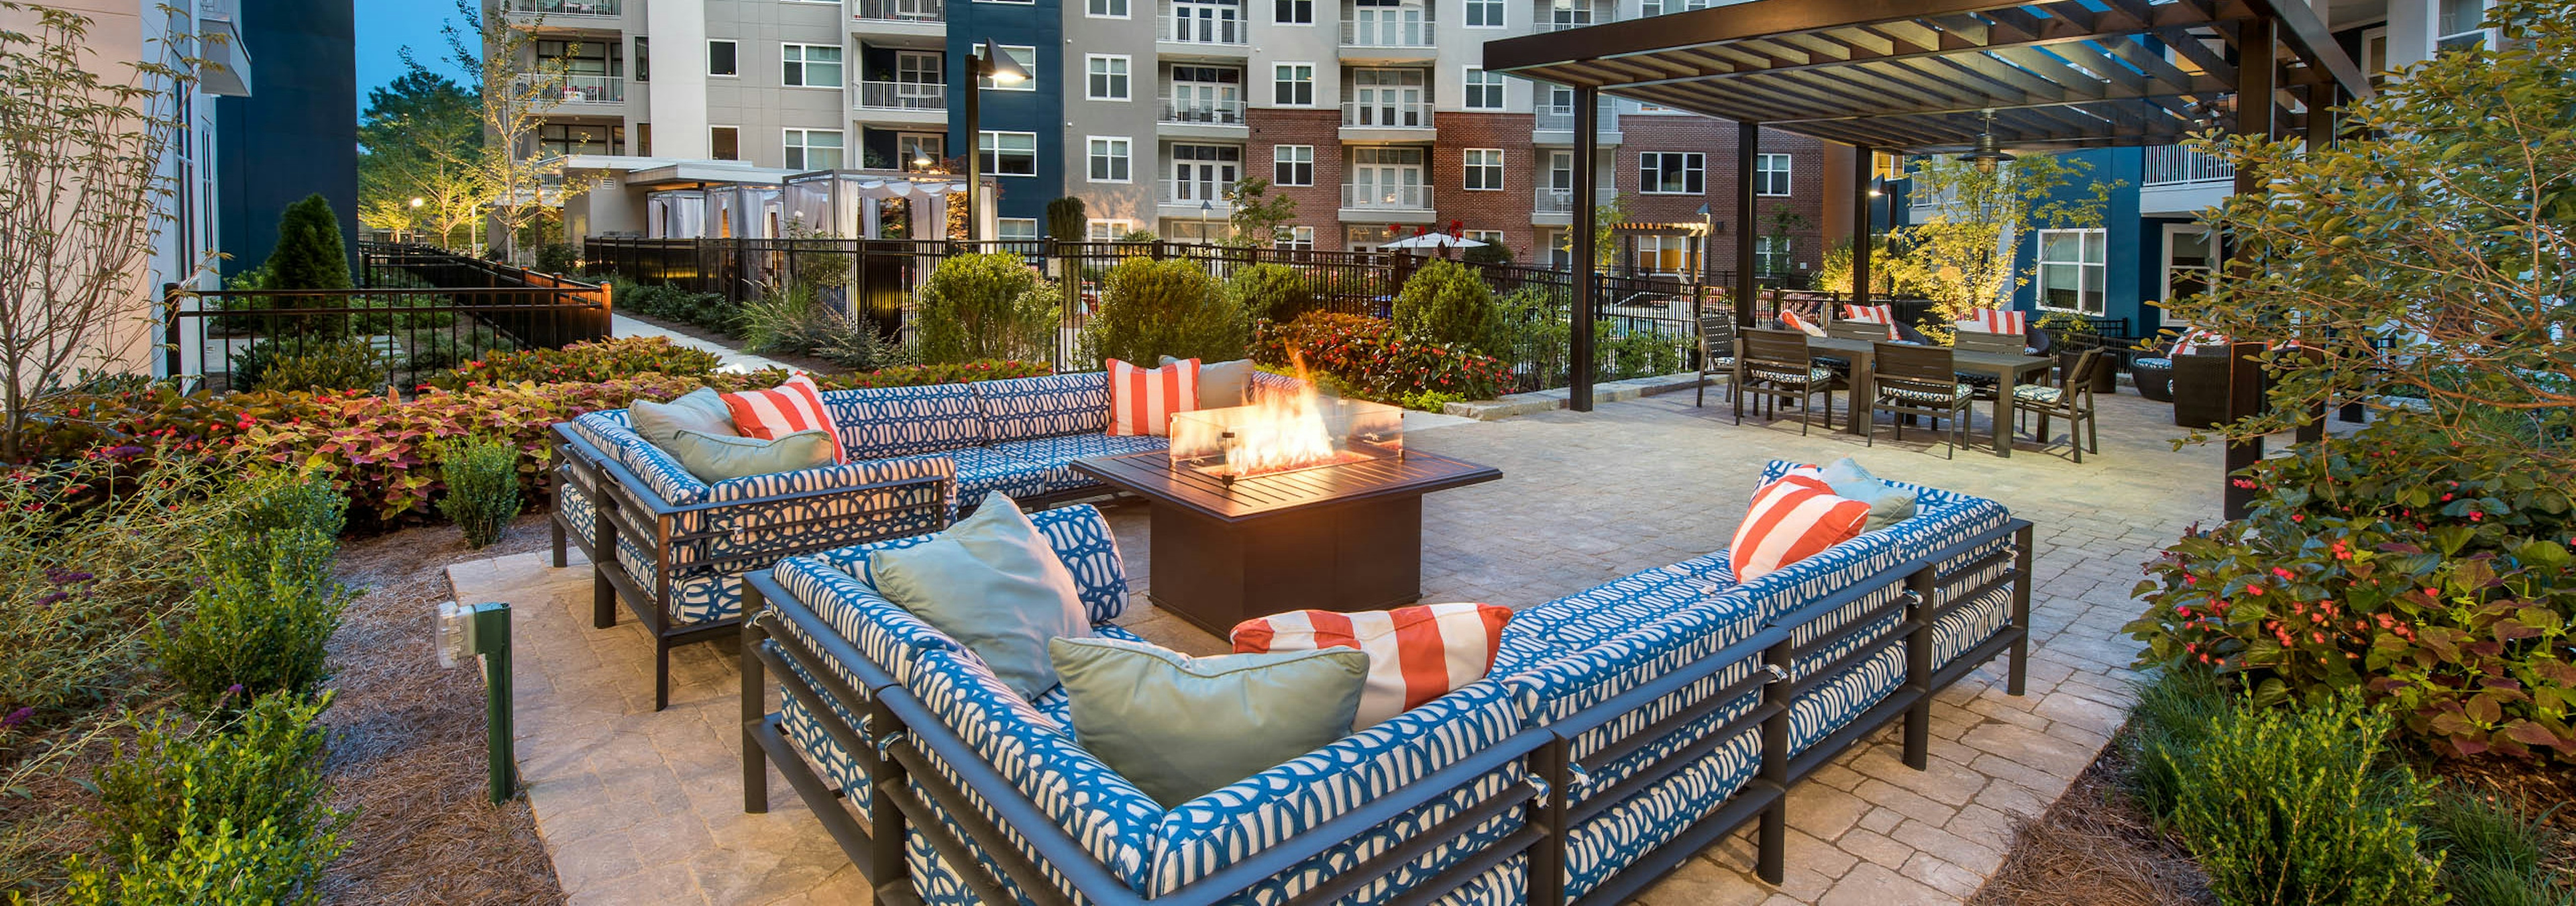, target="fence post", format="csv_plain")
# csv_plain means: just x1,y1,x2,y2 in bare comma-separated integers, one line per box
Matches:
160,283,184,380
